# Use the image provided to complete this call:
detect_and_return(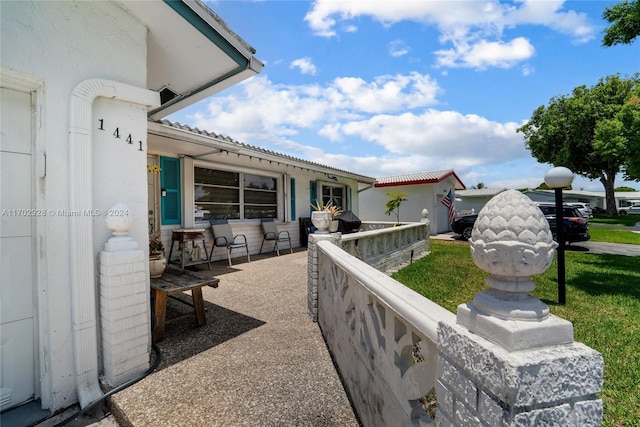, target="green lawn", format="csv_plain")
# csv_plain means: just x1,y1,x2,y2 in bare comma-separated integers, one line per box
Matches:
591,215,640,227
393,240,640,427
588,227,640,245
